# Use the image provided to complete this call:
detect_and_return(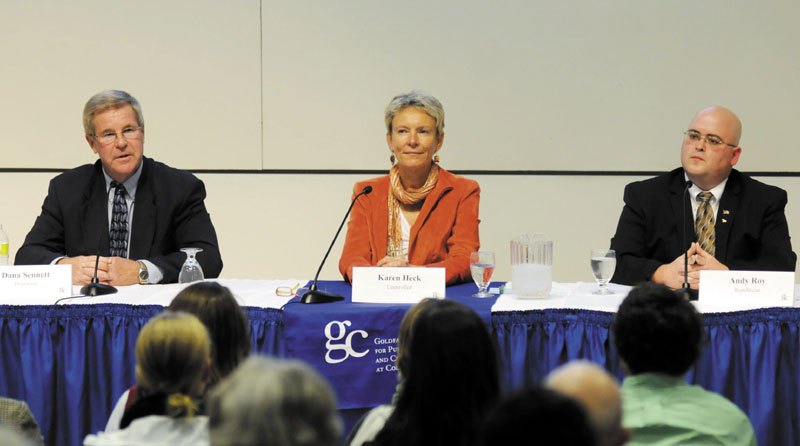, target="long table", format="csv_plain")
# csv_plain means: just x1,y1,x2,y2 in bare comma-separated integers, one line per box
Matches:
1,280,797,446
